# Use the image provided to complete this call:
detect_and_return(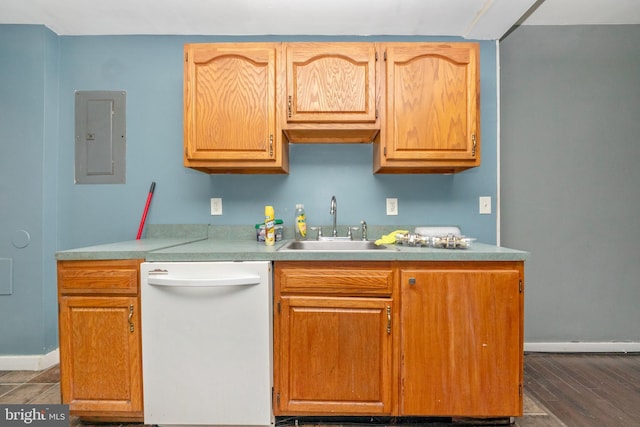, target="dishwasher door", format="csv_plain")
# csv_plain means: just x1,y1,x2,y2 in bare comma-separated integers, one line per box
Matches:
141,261,273,426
